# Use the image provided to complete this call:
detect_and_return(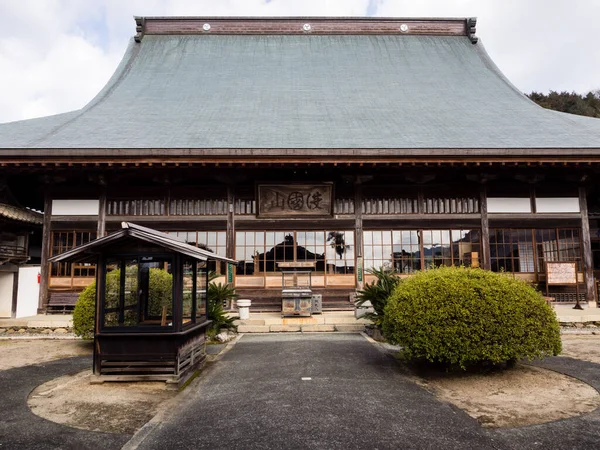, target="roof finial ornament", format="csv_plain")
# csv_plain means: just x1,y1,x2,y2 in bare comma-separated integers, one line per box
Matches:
134,16,145,43
467,17,478,44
